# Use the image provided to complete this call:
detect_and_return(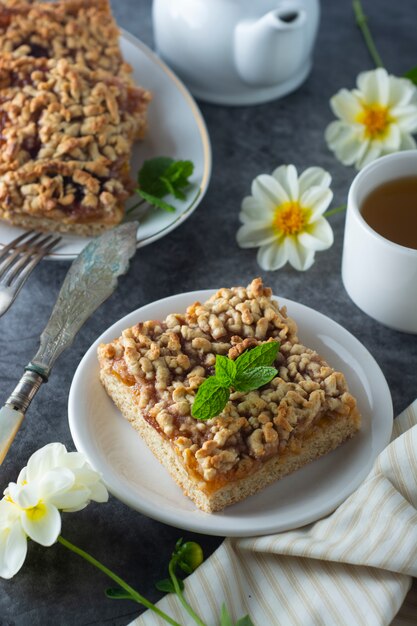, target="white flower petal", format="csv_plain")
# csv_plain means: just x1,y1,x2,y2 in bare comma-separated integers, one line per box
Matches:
357,68,390,106
298,167,331,195
379,123,401,151
356,143,383,170
298,218,334,251
325,121,368,166
388,76,417,108
400,133,416,150
392,104,417,132
0,519,27,579
300,187,333,220
256,240,288,271
252,174,289,208
240,196,273,223
16,467,27,486
330,89,362,122
51,487,91,512
26,443,68,483
0,499,20,525
21,502,61,547
236,223,276,248
271,165,299,201
59,451,88,470
8,482,39,510
39,468,75,502
88,481,109,504
286,238,315,271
